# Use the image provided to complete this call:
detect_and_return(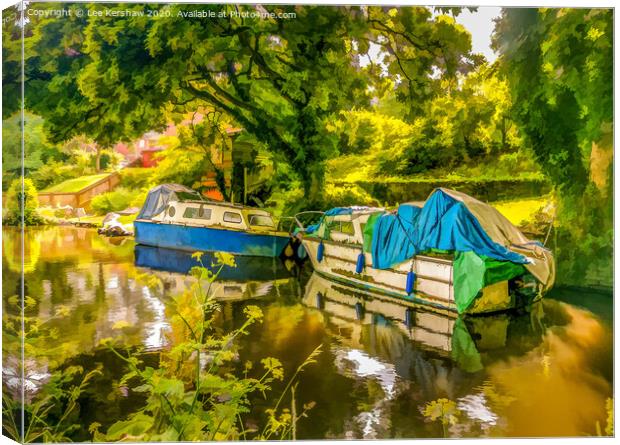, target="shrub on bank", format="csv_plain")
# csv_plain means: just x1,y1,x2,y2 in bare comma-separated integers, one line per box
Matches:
3,178,44,226
90,187,135,215
323,183,380,209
